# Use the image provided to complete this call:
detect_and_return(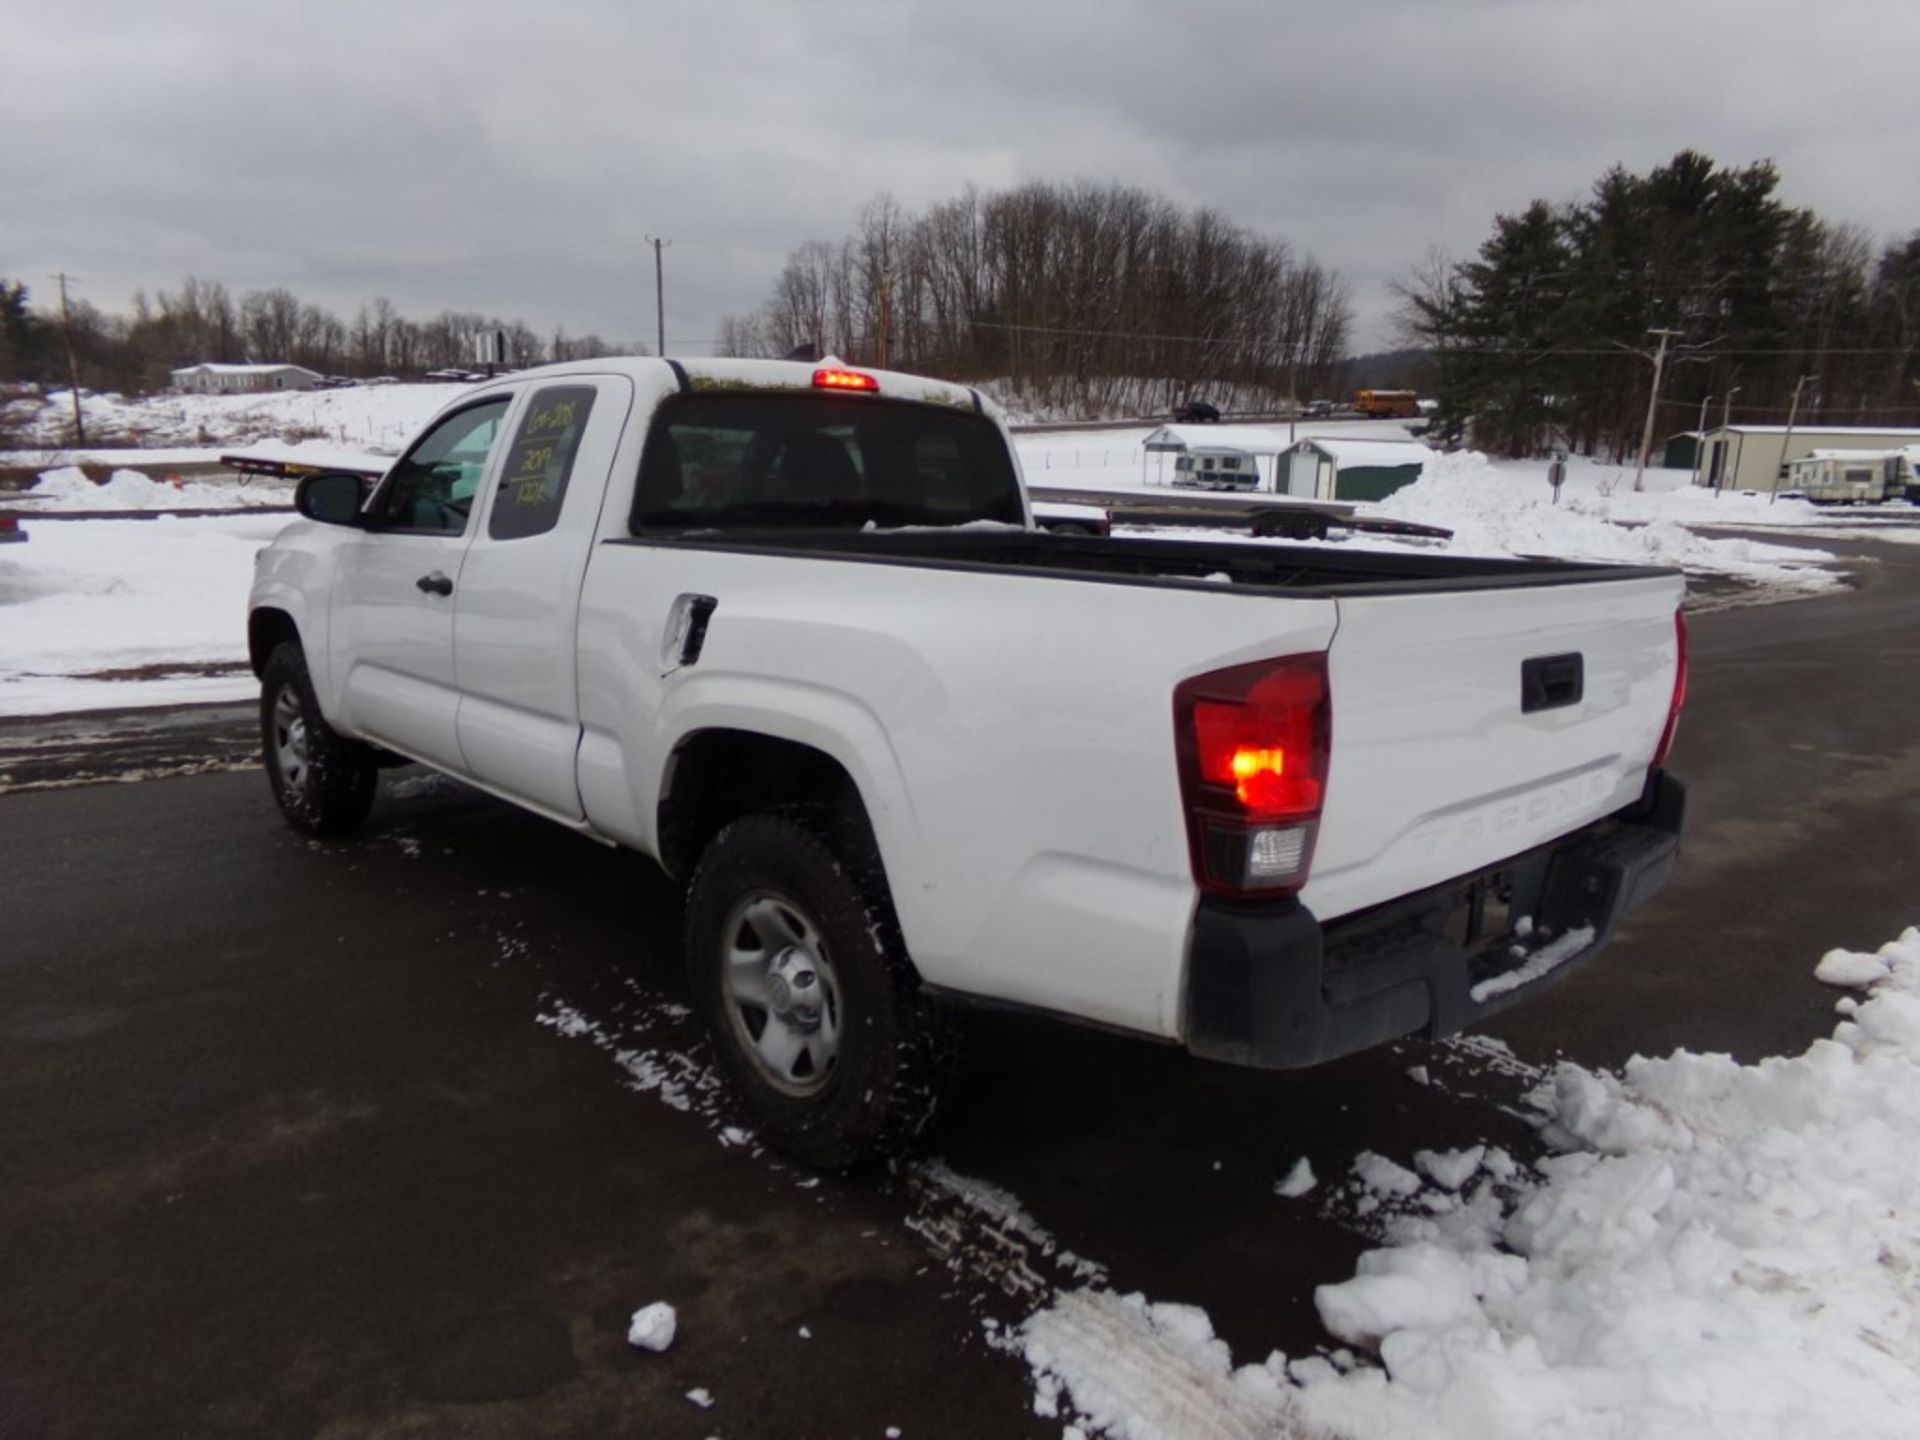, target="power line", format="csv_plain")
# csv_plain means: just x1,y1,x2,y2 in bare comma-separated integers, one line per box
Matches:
924,319,1920,360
